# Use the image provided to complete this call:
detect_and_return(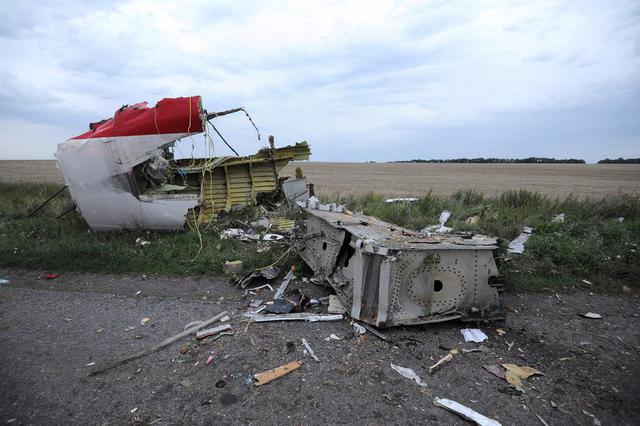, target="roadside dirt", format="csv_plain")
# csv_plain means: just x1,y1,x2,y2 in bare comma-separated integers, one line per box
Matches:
0,268,638,425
